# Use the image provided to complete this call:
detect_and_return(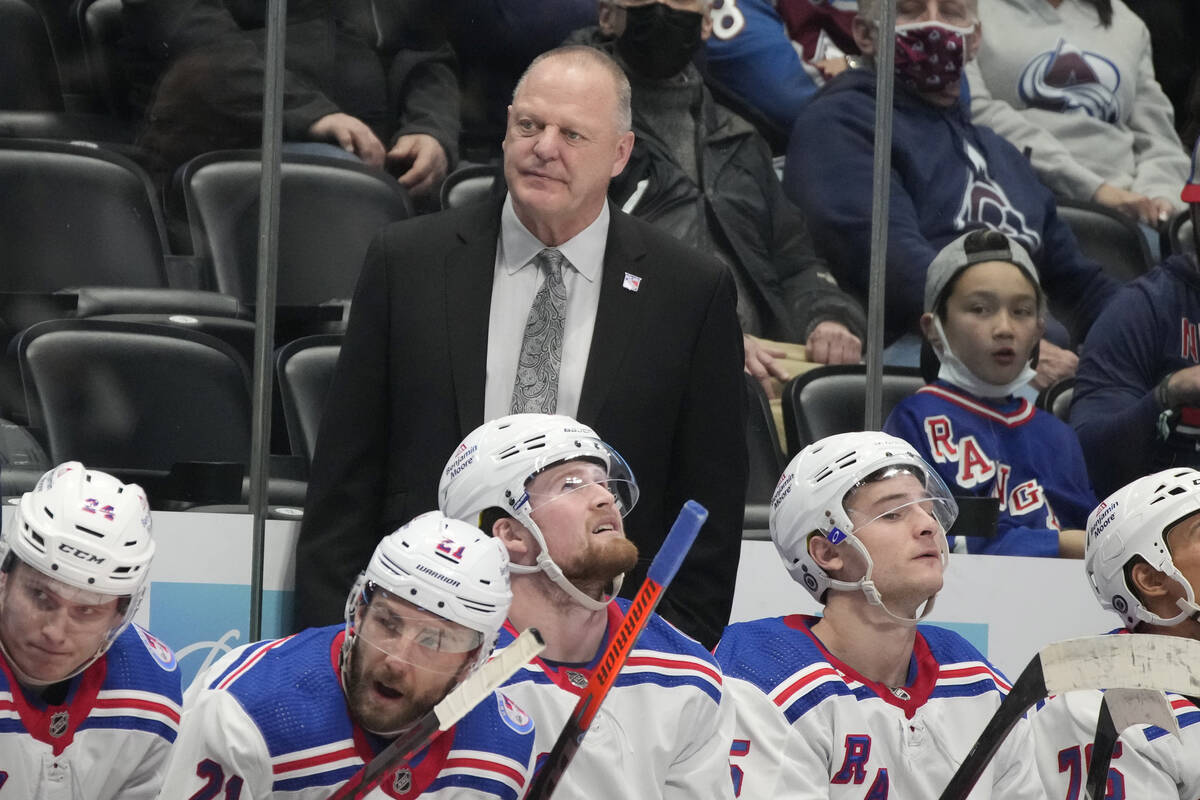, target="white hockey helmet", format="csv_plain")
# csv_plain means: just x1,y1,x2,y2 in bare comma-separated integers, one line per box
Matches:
770,431,957,623
344,511,512,673
1085,467,1200,629
0,462,154,681
438,413,638,611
